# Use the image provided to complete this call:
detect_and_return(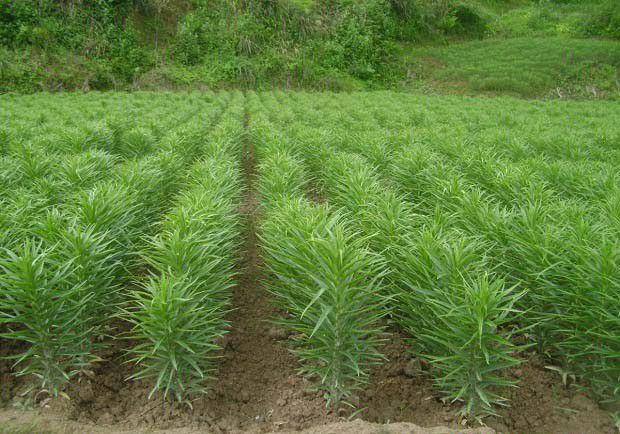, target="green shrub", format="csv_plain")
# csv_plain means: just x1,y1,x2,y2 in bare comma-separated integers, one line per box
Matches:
127,273,227,401
172,12,208,66
0,0,37,47
107,26,151,83
335,1,396,79
582,0,620,39
397,256,524,419
449,1,489,37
